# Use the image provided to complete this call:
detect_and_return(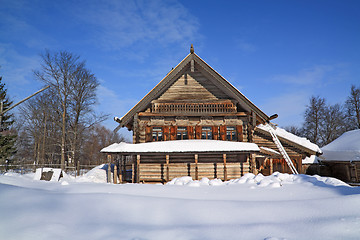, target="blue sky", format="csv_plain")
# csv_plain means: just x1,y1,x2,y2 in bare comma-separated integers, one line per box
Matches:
1,0,360,141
